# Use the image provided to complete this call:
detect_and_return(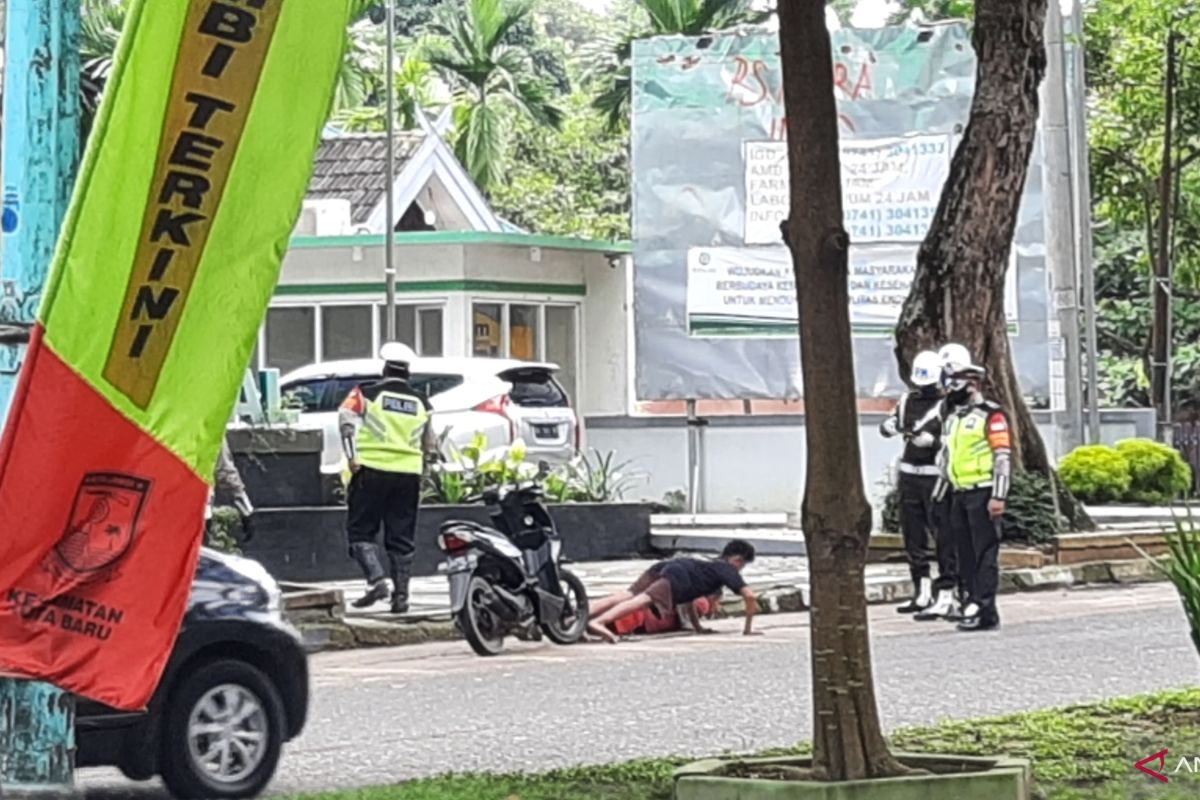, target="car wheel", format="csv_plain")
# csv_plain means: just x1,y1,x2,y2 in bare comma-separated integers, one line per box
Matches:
159,659,286,800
